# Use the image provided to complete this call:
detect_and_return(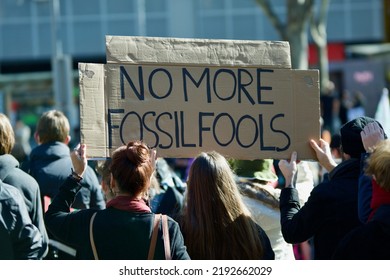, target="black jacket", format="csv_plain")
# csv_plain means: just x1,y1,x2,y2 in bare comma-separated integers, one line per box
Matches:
150,158,186,221
0,180,42,259
333,204,390,259
23,141,105,210
45,177,190,260
0,154,49,259
280,159,362,259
